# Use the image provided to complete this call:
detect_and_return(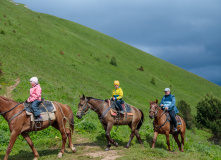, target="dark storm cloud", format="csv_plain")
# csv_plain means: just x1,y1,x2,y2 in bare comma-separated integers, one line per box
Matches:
14,0,221,85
